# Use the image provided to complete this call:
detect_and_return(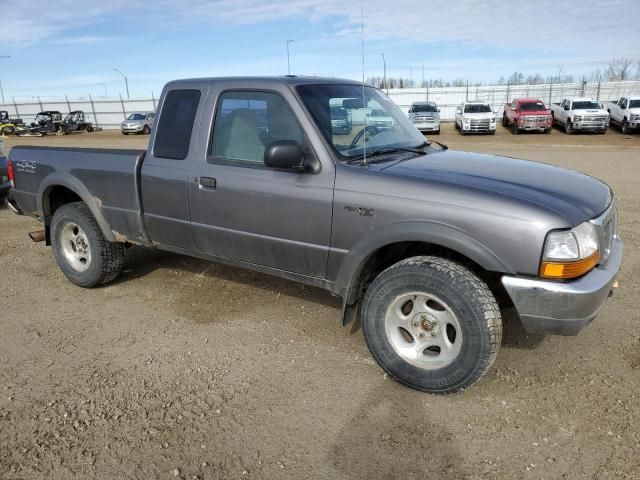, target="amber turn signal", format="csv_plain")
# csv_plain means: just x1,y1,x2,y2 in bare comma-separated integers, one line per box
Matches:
540,251,600,279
